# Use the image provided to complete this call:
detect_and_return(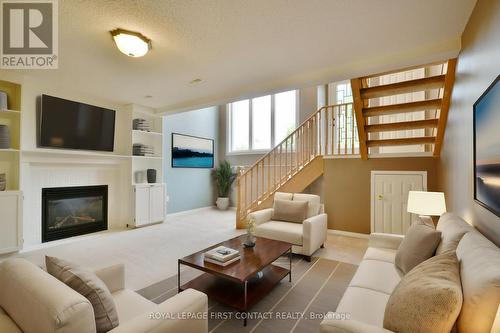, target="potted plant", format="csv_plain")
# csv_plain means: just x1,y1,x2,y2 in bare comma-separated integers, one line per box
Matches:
213,160,237,210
